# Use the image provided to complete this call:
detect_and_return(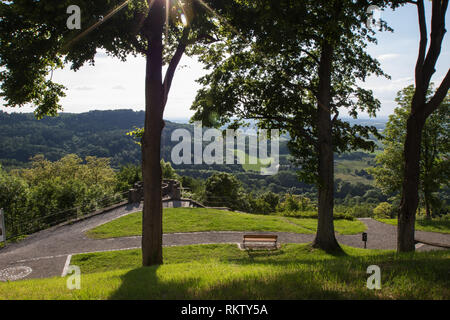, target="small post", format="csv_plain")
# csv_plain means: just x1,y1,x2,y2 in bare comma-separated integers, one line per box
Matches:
0,208,6,244
362,232,367,249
